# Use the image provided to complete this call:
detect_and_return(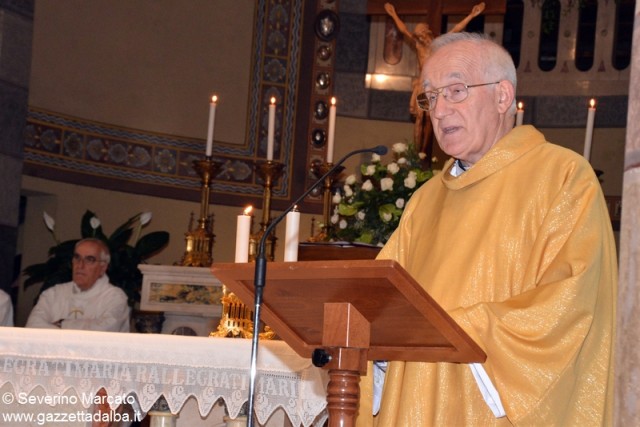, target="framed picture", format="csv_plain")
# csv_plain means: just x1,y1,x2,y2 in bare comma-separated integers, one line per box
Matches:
139,264,223,316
